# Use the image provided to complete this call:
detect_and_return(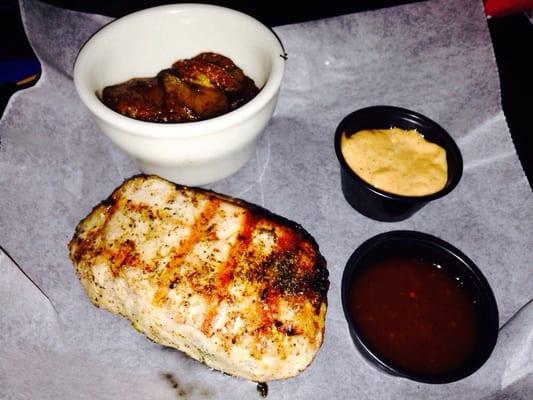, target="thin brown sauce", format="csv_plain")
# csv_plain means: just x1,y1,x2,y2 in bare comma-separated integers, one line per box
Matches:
349,255,478,375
